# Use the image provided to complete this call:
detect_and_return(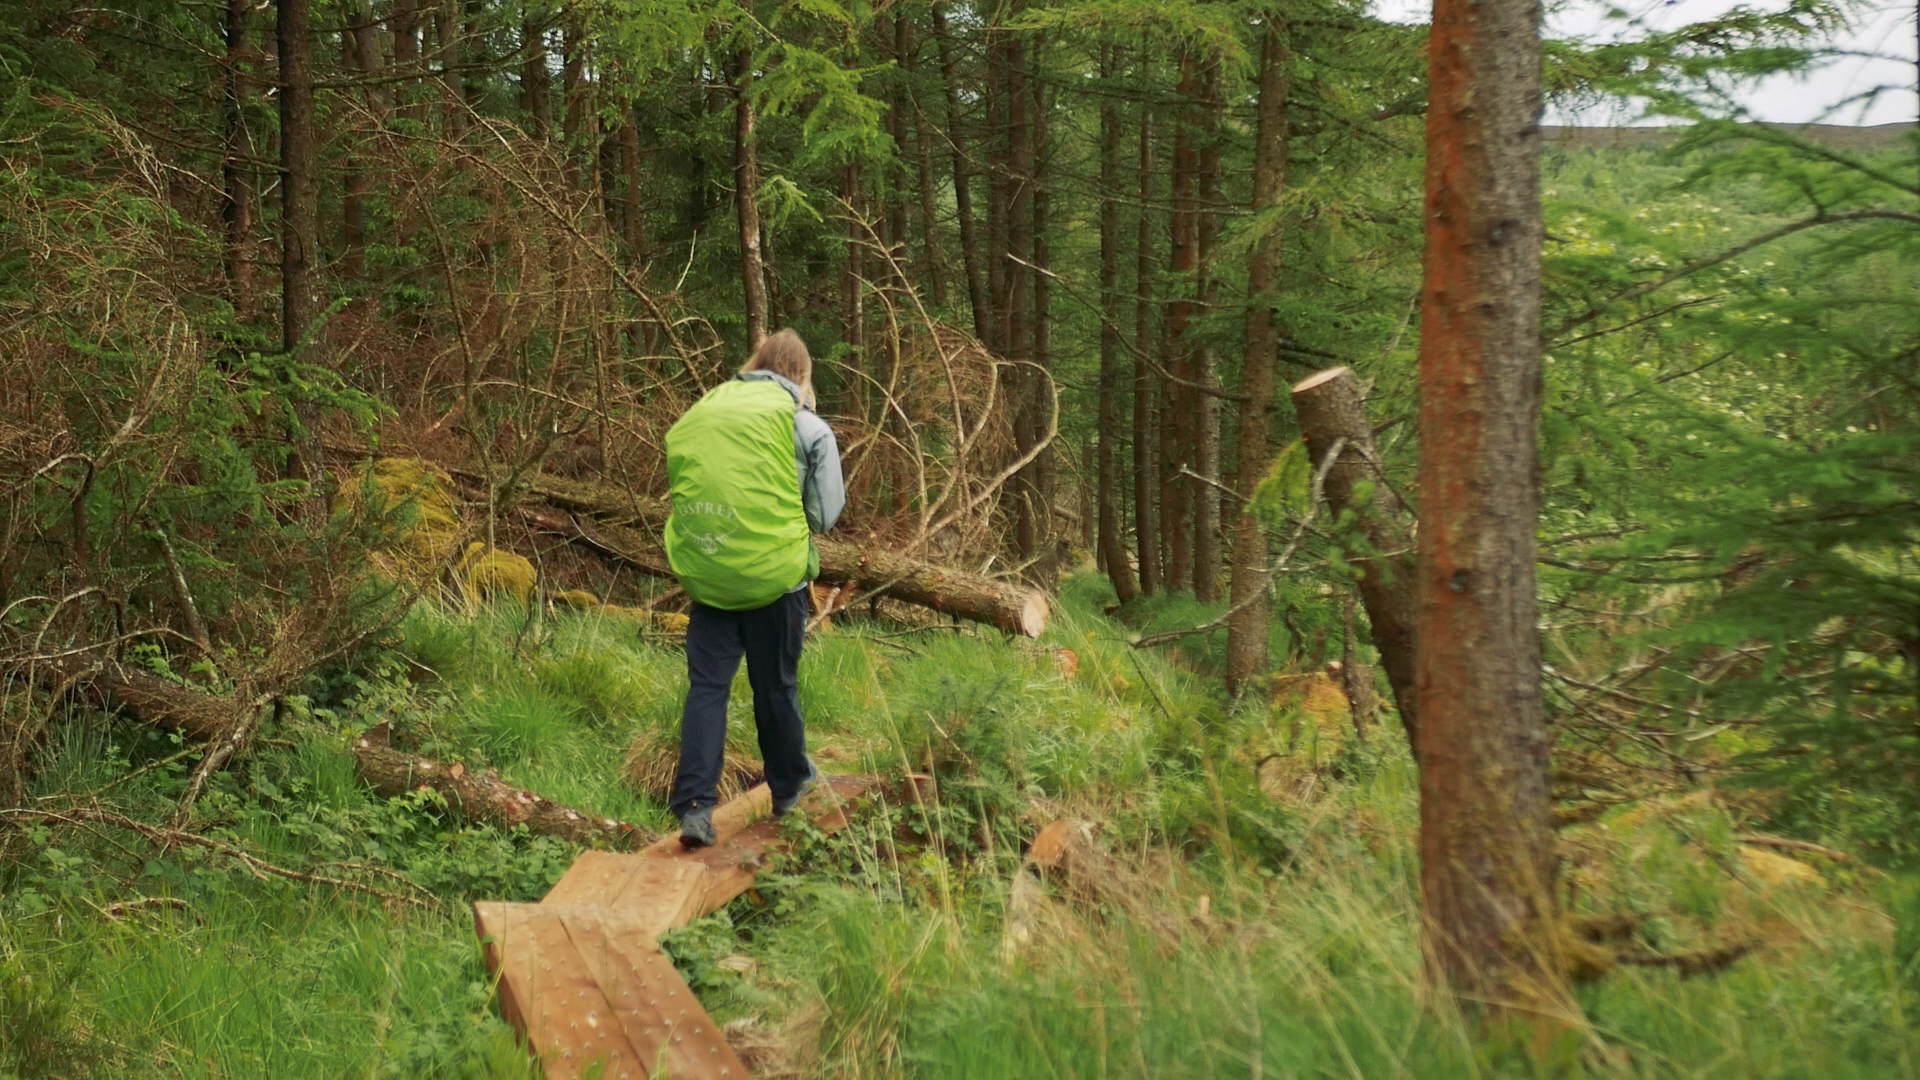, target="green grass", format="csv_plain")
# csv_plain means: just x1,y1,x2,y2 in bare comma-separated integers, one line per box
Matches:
1,893,536,1078
3,578,1914,1078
